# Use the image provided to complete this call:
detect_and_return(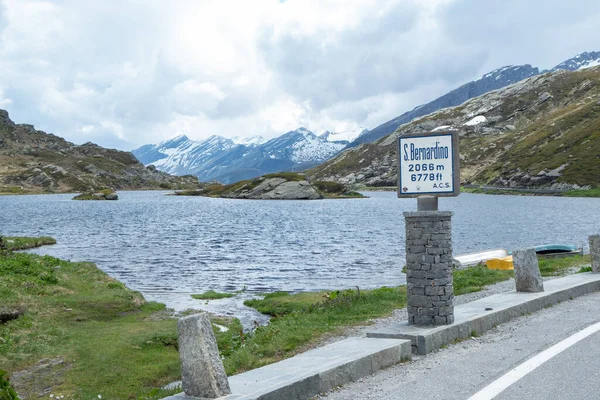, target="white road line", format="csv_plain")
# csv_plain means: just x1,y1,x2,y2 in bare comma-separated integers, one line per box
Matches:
467,320,600,400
